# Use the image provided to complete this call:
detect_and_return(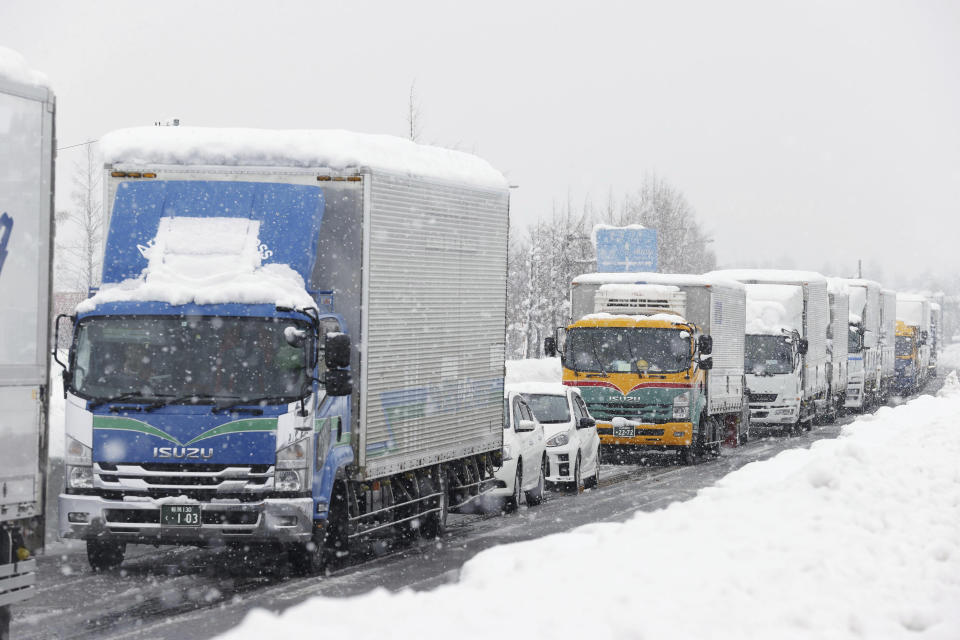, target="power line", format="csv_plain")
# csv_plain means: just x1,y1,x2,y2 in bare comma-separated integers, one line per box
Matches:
57,139,97,151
